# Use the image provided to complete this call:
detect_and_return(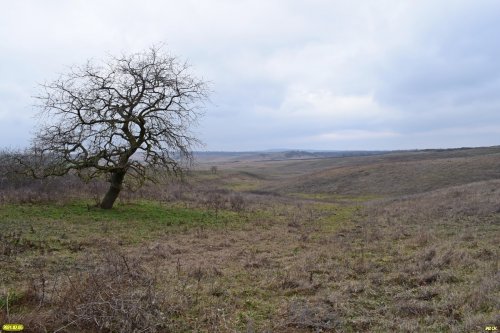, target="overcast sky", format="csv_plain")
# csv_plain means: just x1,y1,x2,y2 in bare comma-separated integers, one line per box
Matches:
1,0,499,151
